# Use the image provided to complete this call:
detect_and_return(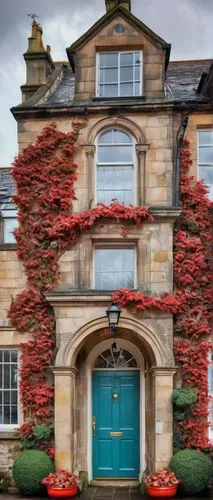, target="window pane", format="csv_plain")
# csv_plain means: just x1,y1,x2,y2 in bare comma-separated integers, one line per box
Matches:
199,130,213,145
135,52,140,64
100,84,118,97
11,366,18,388
120,83,134,97
95,248,135,290
135,82,140,96
99,130,113,144
199,166,213,185
11,351,18,363
120,66,133,82
4,366,10,388
113,130,132,143
11,406,18,424
4,351,9,362
4,391,10,404
100,68,118,84
11,392,17,404
120,53,133,66
199,146,213,163
135,65,140,80
99,129,131,145
98,145,132,163
4,218,18,244
100,53,118,68
4,406,10,424
97,166,133,205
